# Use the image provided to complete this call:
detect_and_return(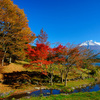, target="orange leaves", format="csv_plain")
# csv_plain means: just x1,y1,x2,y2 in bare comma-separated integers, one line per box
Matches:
0,0,36,61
